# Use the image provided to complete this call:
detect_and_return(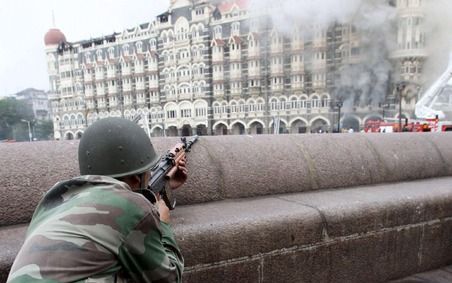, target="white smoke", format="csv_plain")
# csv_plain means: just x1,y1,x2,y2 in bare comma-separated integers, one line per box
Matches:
423,0,452,87
248,0,397,111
